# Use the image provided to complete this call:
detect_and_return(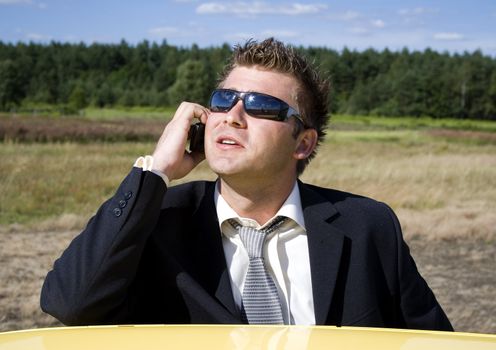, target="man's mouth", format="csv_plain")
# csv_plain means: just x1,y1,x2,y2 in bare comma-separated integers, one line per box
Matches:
220,139,237,145
217,136,242,147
